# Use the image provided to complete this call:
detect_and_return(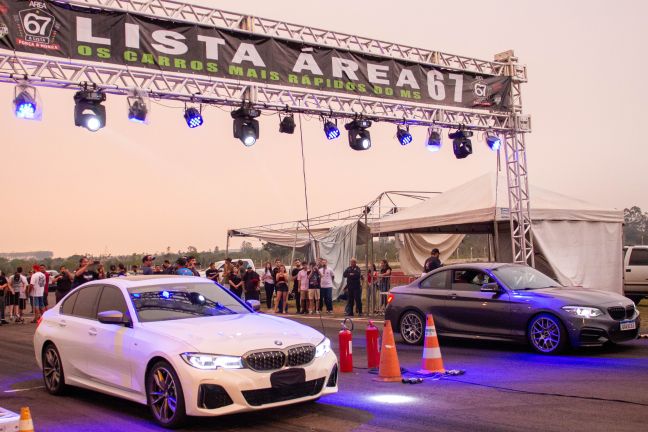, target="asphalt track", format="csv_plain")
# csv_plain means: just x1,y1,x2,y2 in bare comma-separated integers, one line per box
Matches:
0,308,647,432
